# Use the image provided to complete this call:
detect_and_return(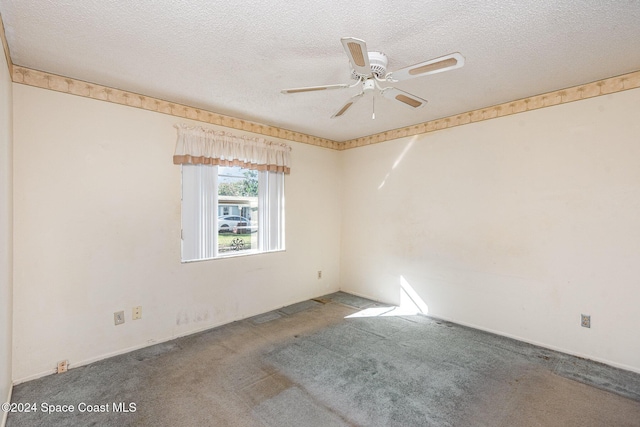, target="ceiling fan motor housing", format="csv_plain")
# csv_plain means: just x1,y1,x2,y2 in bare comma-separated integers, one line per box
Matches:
352,51,388,79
